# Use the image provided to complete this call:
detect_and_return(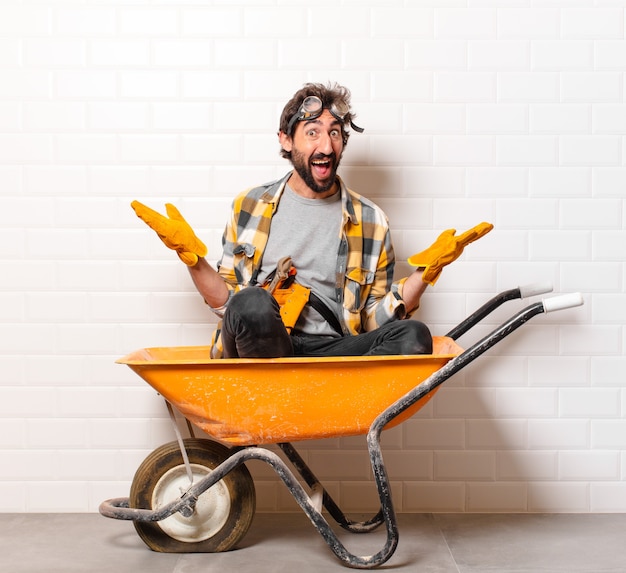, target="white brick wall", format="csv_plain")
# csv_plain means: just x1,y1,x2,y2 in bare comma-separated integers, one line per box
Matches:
1,0,624,514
